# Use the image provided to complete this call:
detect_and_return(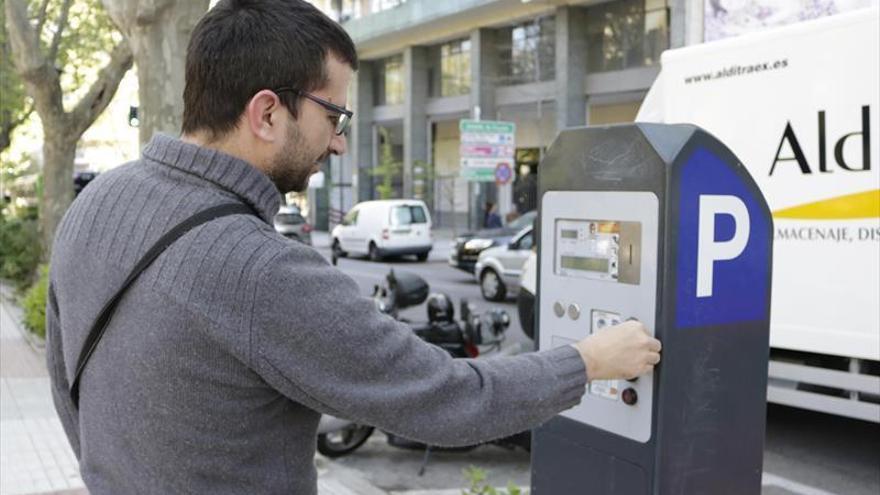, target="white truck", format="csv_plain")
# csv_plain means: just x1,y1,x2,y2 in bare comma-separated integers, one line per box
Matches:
637,7,879,421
